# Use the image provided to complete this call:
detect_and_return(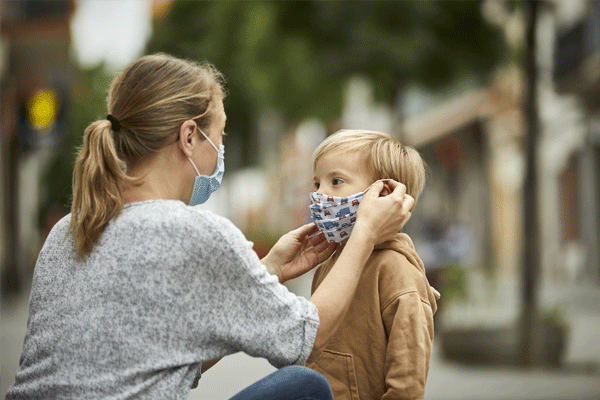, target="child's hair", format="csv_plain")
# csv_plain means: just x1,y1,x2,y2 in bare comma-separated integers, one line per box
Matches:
70,53,226,259
312,129,426,204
